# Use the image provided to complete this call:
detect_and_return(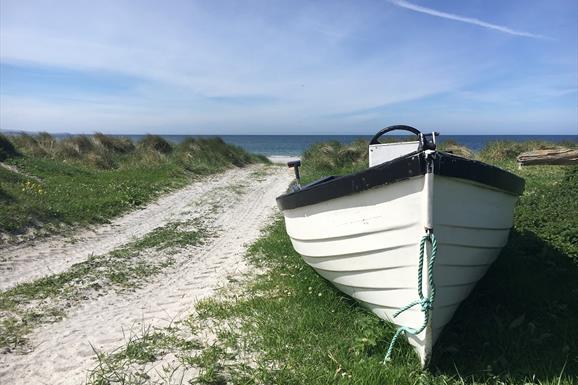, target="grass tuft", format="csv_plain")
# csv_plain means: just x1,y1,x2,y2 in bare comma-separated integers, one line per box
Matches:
0,133,21,162
176,138,267,174
9,133,49,157
87,322,203,385
138,135,173,155
93,132,136,154
437,140,475,159
300,139,368,180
